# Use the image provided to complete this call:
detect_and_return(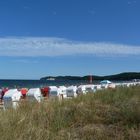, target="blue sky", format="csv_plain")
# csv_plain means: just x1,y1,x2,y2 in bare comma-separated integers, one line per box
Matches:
0,0,140,79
